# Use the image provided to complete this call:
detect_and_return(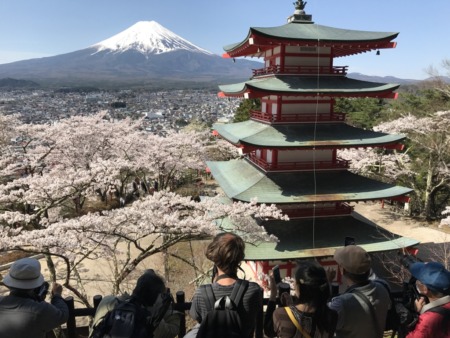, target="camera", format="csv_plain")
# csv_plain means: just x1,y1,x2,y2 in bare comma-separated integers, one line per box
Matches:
35,282,49,302
398,253,429,307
